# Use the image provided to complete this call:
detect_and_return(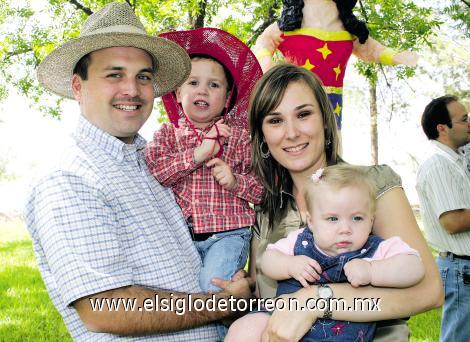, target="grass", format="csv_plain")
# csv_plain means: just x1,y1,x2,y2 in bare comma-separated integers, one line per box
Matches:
0,217,440,341
409,308,441,341
0,218,71,340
